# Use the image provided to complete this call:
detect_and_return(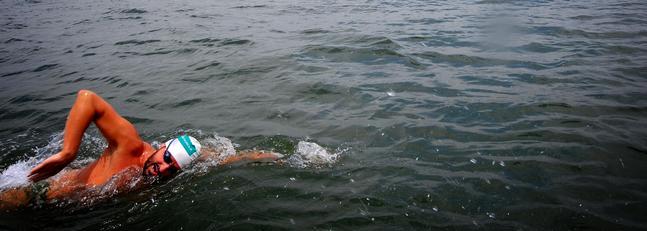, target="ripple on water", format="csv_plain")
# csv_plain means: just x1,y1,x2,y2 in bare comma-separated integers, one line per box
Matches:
192,61,221,71
231,5,268,9
413,51,548,70
120,9,147,14
298,45,423,68
300,28,332,35
219,39,252,46
329,35,403,50
114,39,161,46
189,38,221,47
514,42,561,53
33,64,58,72
172,98,202,107
528,26,647,39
